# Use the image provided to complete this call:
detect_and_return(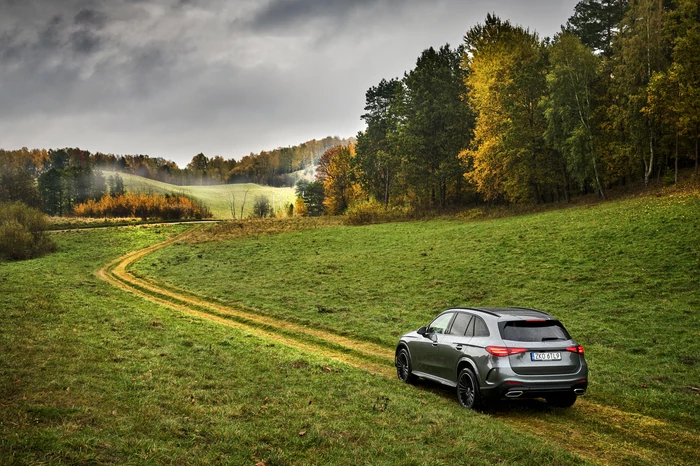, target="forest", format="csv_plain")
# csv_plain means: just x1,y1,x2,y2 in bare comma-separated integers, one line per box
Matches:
344,0,699,212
